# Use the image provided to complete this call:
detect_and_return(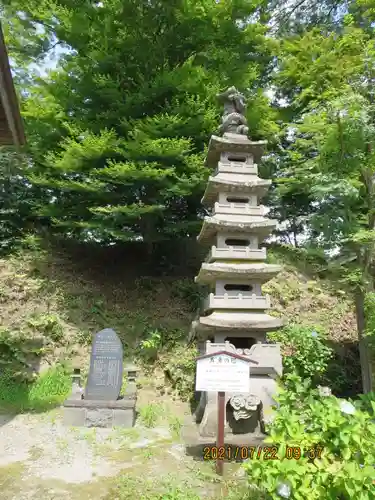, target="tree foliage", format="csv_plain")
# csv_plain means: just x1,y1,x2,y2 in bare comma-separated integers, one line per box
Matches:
2,0,277,244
